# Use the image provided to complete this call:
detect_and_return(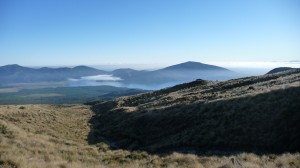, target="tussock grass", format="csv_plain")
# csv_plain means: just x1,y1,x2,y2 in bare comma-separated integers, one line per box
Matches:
1,69,300,167
1,105,299,168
